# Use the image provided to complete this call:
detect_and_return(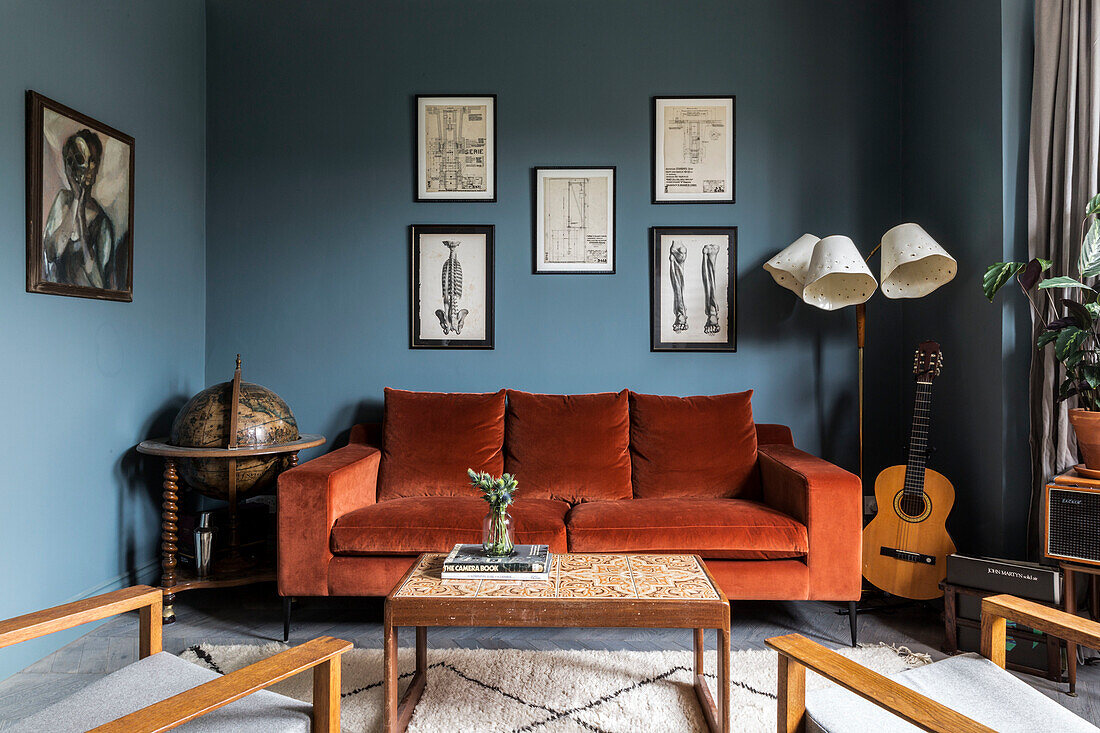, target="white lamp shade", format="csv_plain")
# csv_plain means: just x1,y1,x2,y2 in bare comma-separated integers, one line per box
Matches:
801,235,877,311
879,223,956,298
763,233,820,297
